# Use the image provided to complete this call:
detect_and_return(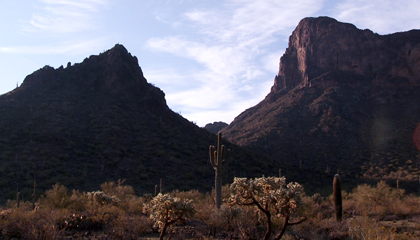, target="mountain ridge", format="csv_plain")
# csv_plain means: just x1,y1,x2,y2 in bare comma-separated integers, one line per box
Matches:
223,17,420,193
0,44,271,201
271,16,420,92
